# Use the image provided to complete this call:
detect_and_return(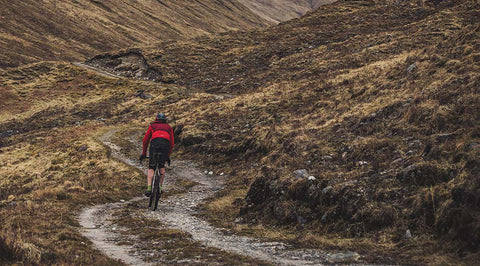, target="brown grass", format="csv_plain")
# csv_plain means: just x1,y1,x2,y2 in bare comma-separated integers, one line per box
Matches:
0,62,189,264
1,0,479,264
0,0,274,68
